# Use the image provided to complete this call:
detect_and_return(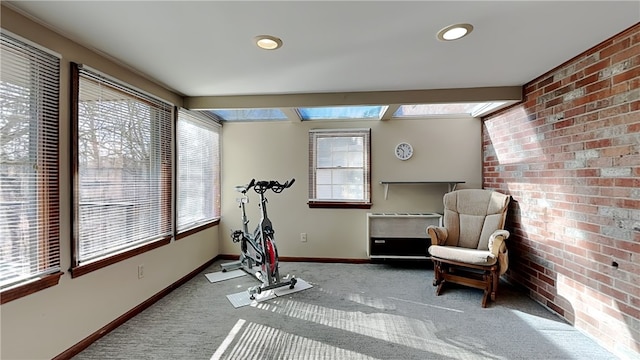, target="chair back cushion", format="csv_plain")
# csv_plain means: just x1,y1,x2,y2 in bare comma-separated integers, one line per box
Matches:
442,189,510,250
